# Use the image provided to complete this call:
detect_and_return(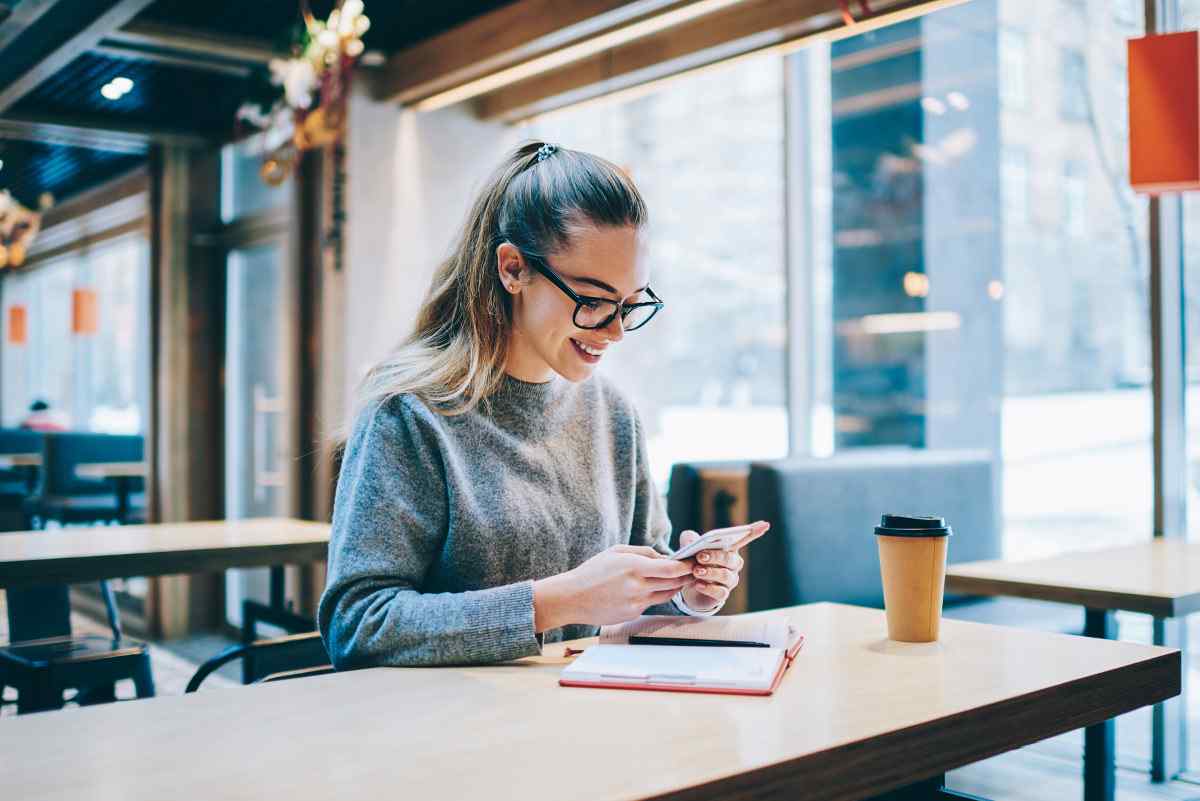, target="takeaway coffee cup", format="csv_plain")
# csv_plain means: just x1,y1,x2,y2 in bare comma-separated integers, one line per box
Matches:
875,514,952,643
